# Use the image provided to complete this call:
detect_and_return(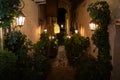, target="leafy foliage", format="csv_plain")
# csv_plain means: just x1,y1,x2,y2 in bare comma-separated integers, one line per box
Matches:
0,50,17,80
87,1,112,80
4,31,33,56
0,0,20,27
34,32,50,57
49,36,58,58
75,54,98,80
4,31,34,80
33,32,52,79
65,34,90,67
